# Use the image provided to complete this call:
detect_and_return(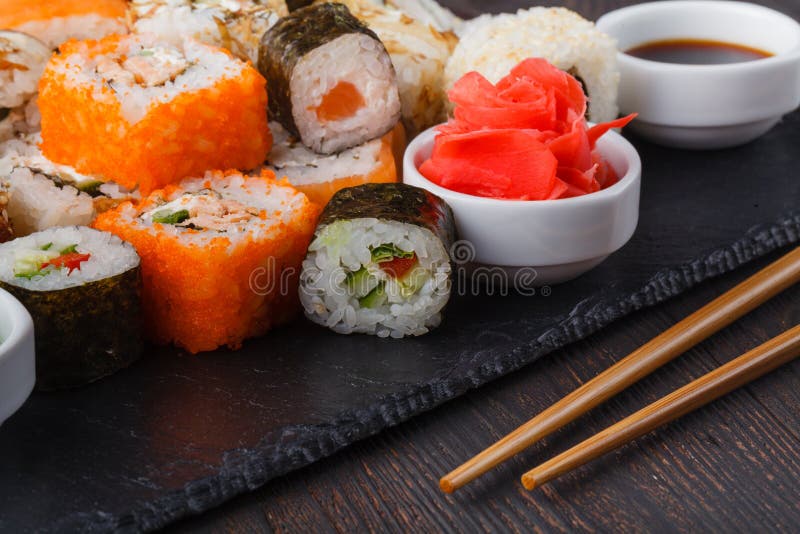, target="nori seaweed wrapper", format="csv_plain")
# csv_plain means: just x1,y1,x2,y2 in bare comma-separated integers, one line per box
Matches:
1,266,144,391
285,0,314,10
258,3,386,138
317,183,456,251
